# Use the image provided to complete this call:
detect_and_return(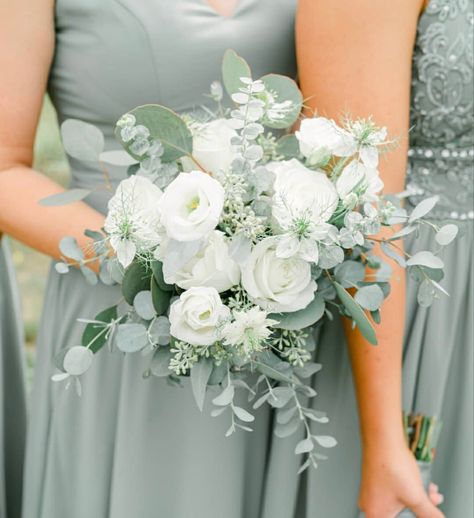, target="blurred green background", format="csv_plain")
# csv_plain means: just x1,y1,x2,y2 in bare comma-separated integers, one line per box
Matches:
11,97,70,348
